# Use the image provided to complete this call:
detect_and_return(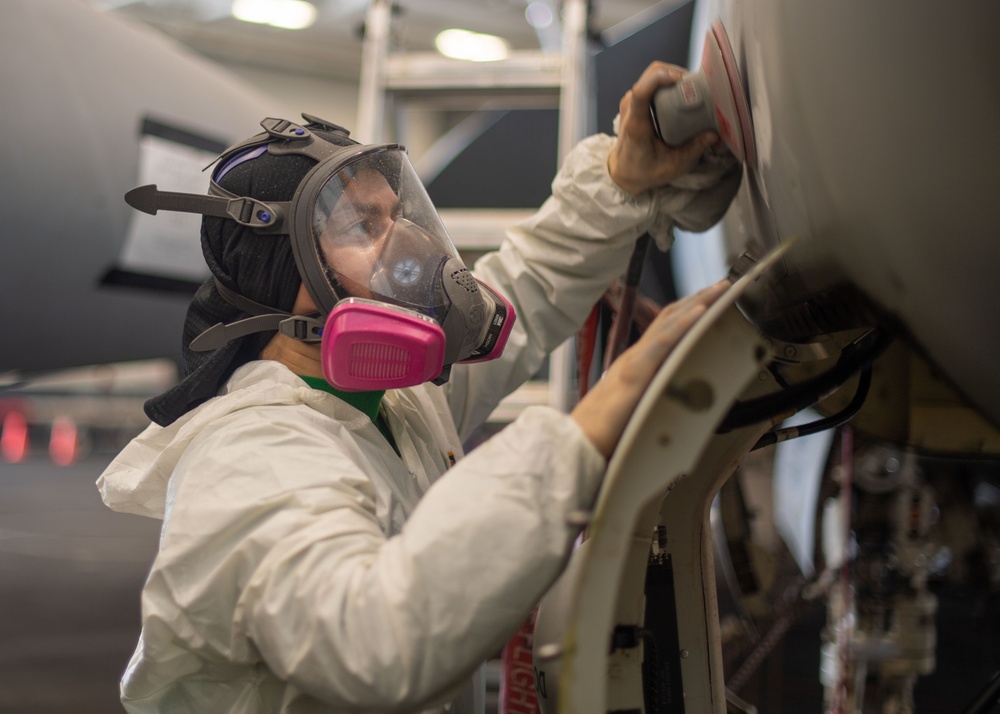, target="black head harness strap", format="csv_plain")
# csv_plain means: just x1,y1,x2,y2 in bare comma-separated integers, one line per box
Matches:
124,184,290,234
129,115,369,352
128,115,406,357
123,116,335,234
189,278,325,352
